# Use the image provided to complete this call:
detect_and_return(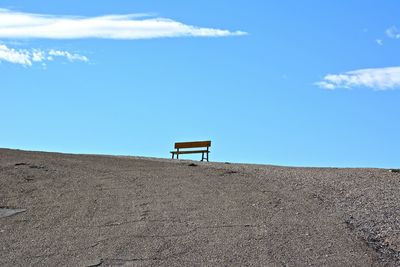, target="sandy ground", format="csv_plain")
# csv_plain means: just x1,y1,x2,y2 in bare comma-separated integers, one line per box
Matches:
1,148,400,266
